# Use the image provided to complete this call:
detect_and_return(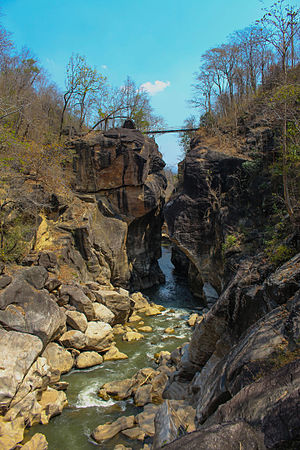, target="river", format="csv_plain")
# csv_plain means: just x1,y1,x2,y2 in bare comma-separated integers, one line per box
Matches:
25,243,200,449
